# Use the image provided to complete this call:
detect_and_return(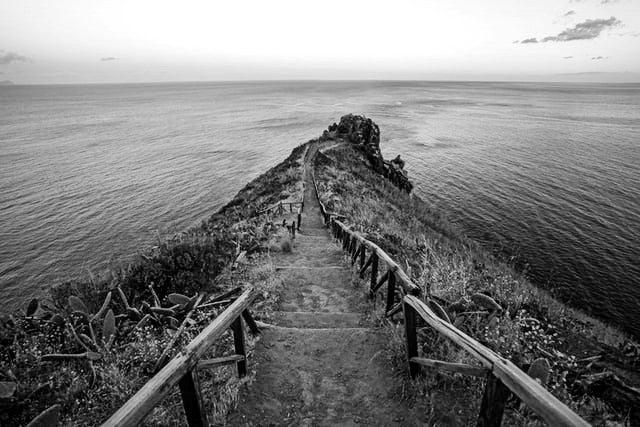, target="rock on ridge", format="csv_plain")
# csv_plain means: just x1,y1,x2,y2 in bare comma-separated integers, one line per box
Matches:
324,114,413,192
